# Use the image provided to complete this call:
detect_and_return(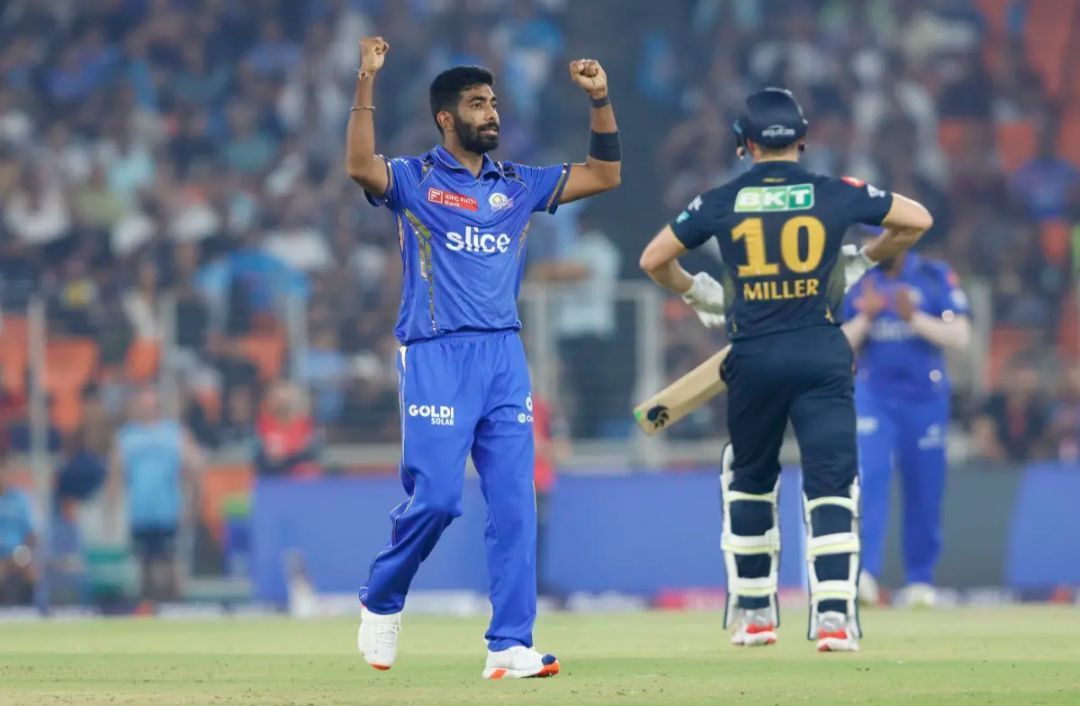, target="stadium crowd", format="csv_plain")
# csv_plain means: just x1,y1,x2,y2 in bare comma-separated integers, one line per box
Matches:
0,0,1077,465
